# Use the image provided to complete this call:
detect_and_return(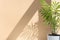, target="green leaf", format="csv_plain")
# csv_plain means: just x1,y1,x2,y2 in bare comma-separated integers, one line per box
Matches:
57,5,60,9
